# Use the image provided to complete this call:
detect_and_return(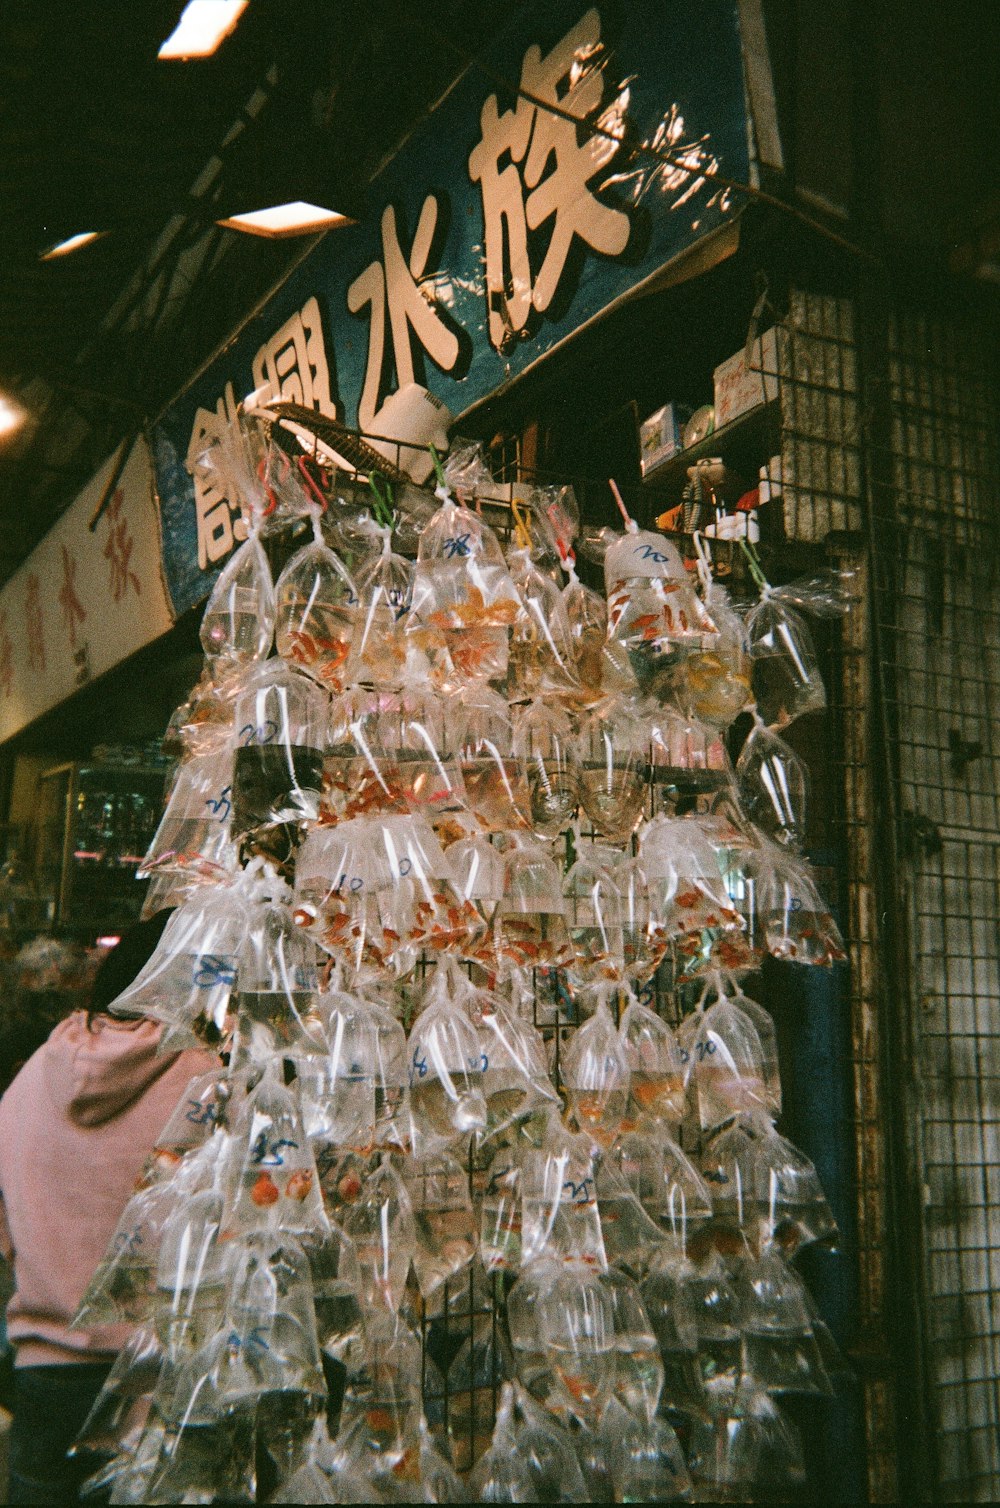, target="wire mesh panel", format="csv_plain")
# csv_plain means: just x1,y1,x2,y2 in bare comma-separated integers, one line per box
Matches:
876,310,1000,1501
